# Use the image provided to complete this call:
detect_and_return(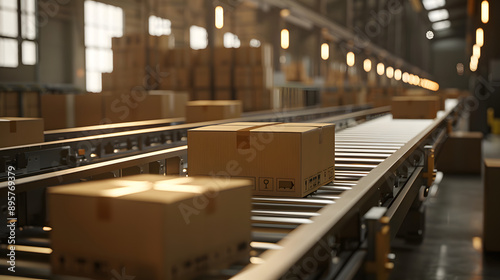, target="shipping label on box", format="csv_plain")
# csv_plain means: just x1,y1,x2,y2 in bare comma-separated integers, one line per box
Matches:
188,122,335,197
0,117,44,148
48,175,252,280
